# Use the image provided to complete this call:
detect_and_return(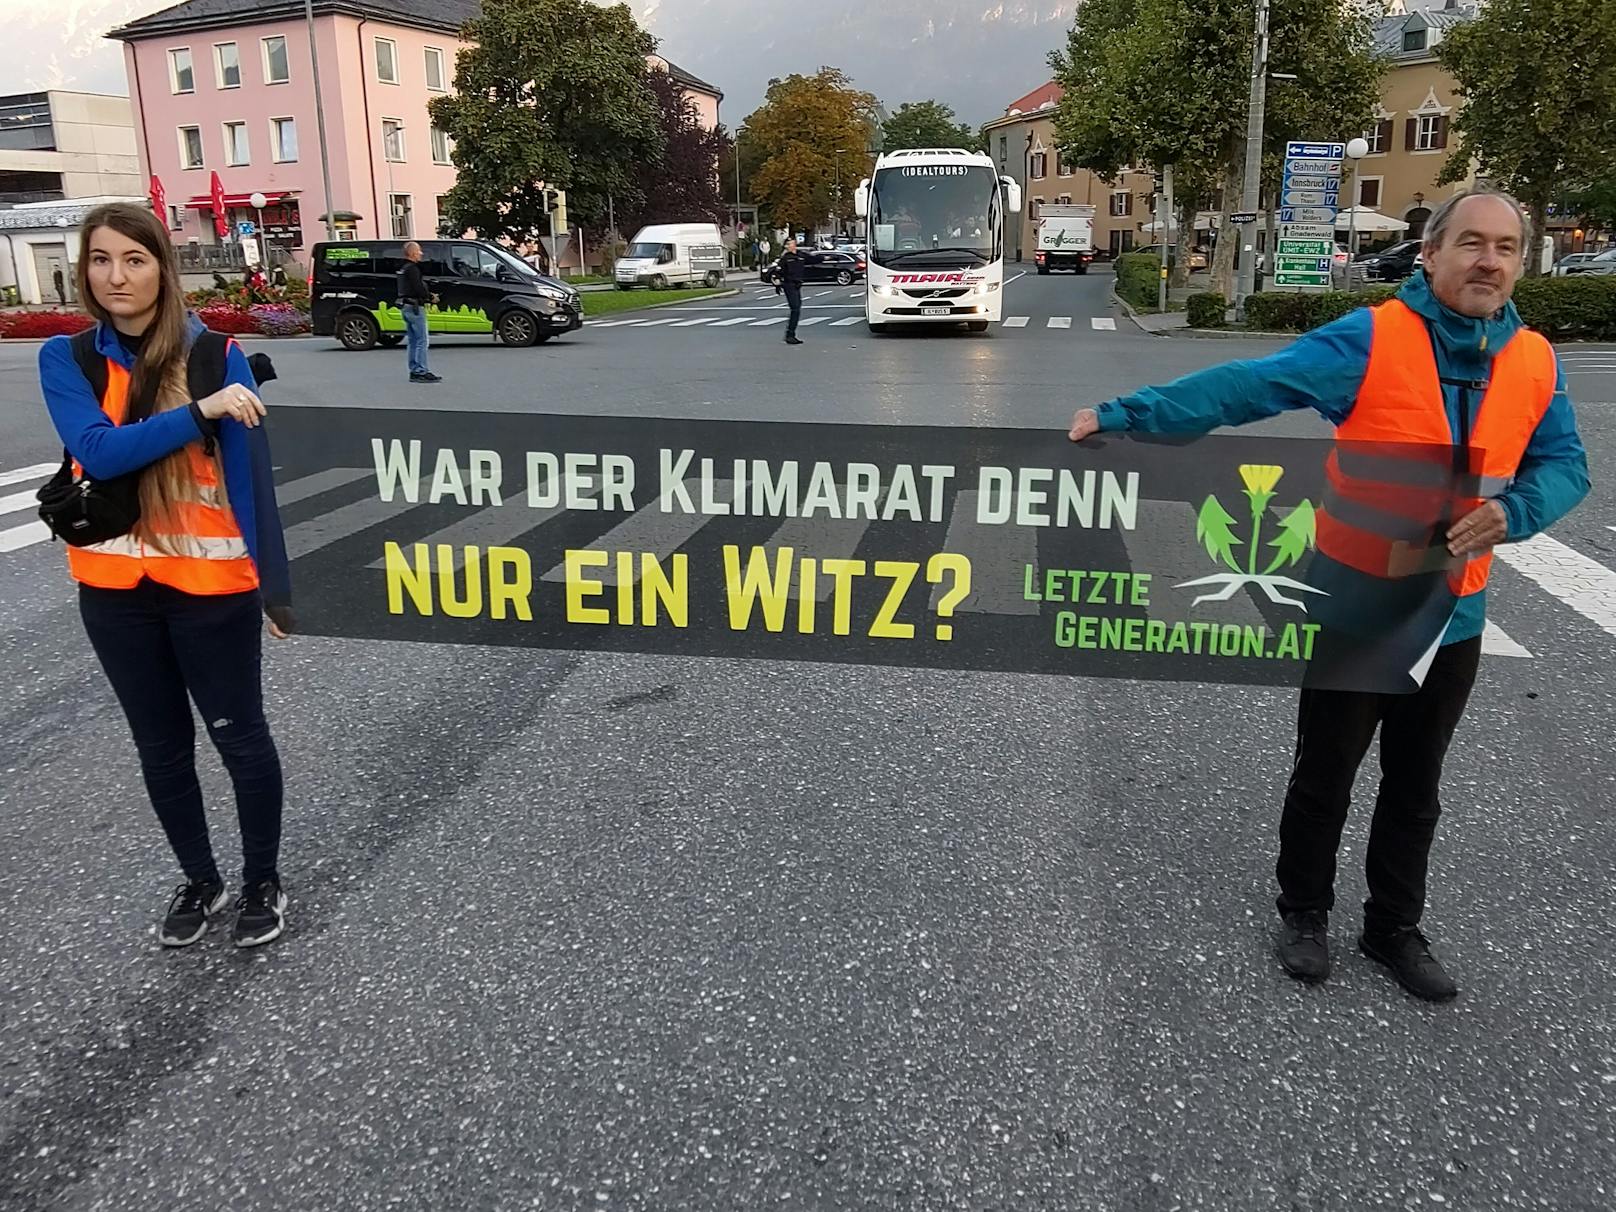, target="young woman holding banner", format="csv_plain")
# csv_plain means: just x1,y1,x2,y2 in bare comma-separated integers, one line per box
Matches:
37,203,295,948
